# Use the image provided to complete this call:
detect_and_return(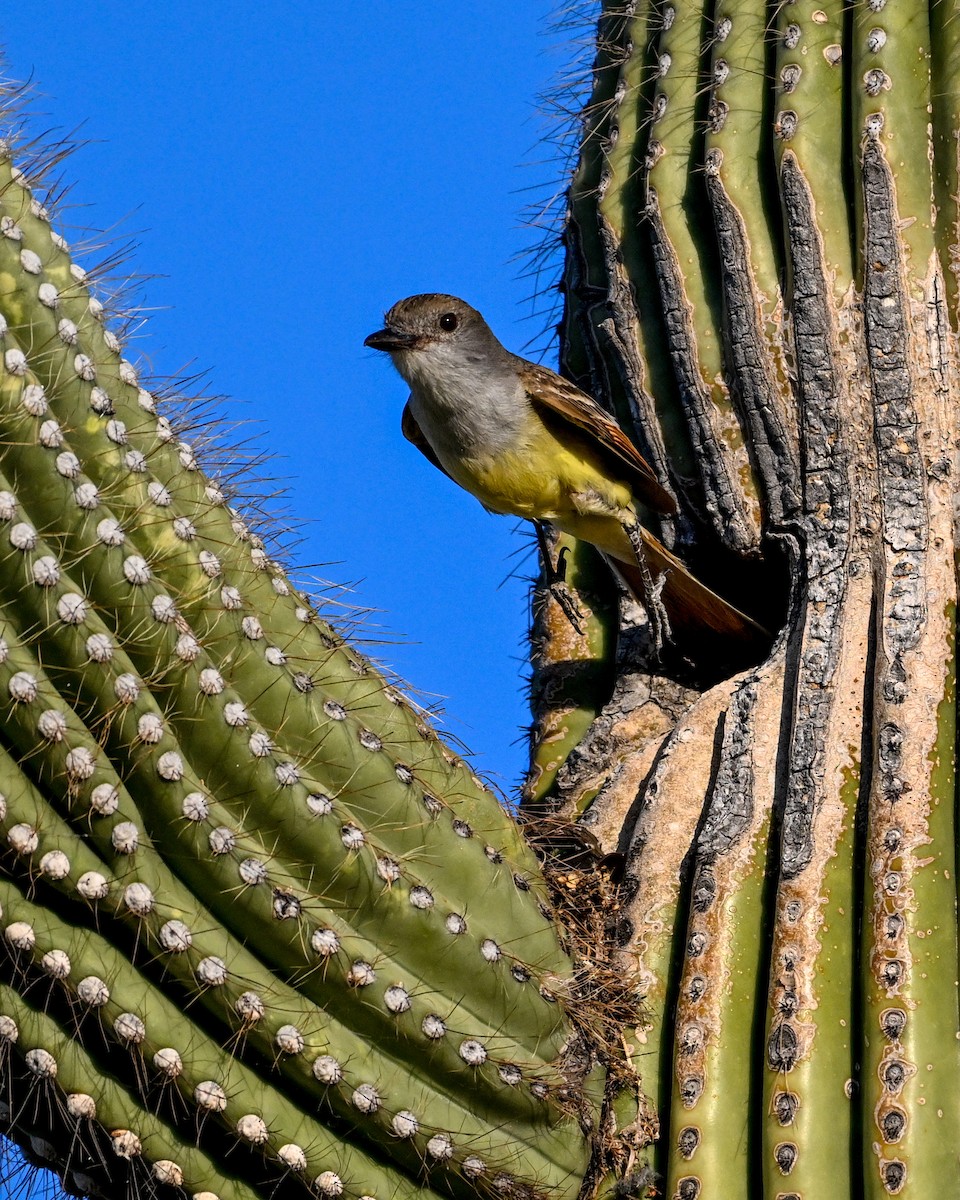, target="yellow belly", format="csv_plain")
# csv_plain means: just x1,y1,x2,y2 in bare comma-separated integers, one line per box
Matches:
449,423,636,563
